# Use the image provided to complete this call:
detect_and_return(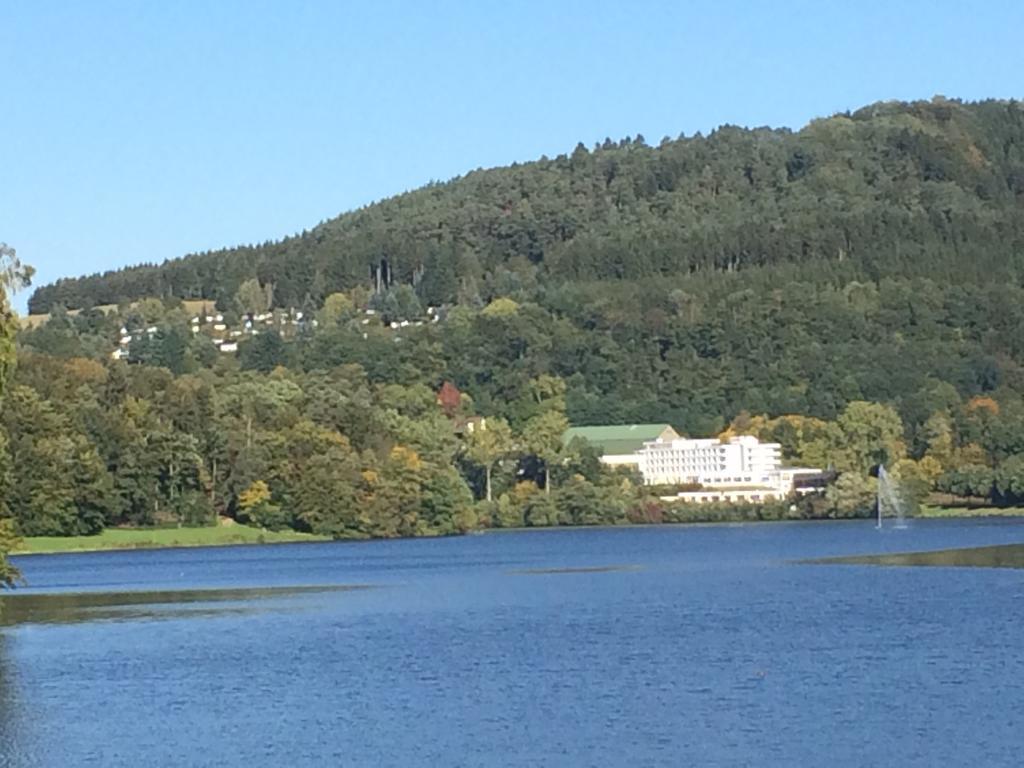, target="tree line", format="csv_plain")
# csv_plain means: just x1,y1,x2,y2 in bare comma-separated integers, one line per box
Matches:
7,283,1024,547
